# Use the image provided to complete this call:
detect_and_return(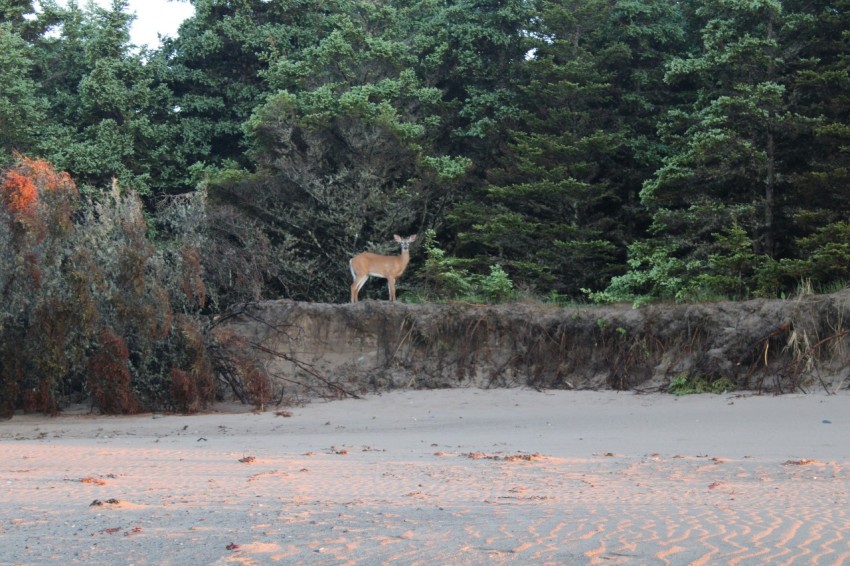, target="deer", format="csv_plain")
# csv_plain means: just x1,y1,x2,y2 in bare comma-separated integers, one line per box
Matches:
349,234,417,303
